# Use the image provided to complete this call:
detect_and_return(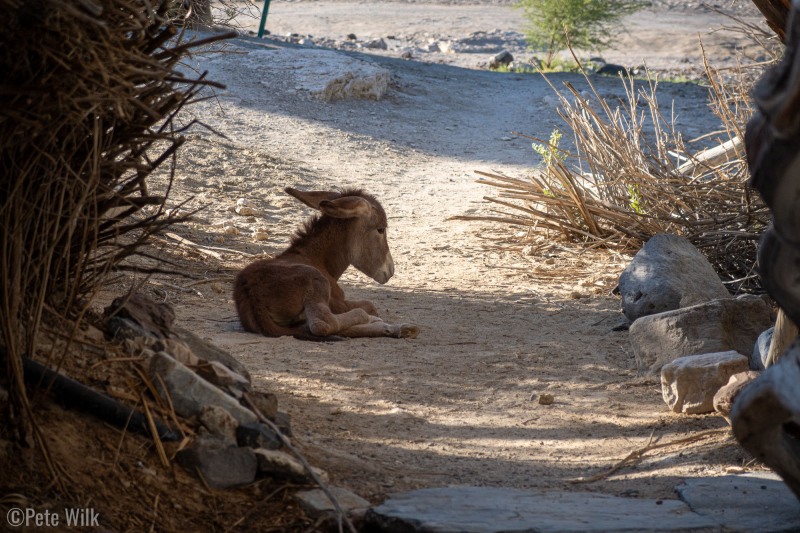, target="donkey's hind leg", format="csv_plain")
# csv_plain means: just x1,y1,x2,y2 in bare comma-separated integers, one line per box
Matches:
304,302,371,337
339,320,420,339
